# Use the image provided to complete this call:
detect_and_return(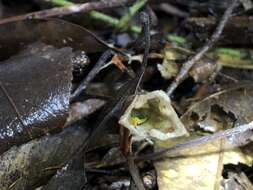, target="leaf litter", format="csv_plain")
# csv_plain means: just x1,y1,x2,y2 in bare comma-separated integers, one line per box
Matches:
1,0,253,189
